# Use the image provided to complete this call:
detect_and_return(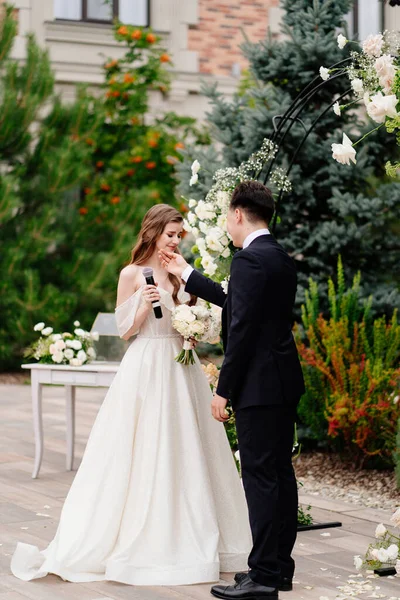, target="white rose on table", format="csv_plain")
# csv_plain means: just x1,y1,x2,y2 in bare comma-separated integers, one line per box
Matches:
54,339,66,351
64,349,74,360
70,340,82,351
353,555,363,570
375,523,387,538
70,358,83,367
51,333,62,341
77,350,87,363
372,547,389,563
42,327,53,336
386,544,399,561
49,343,56,355
87,347,96,359
331,133,357,165
52,351,64,364
33,322,45,331
91,331,99,342
366,92,398,123
362,33,384,58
